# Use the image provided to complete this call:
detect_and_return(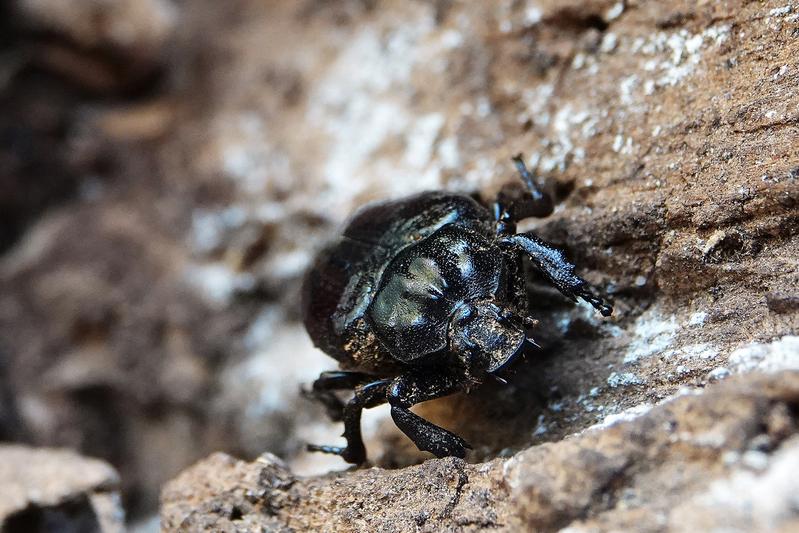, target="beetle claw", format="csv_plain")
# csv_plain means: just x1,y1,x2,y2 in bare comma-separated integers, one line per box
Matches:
306,443,344,455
